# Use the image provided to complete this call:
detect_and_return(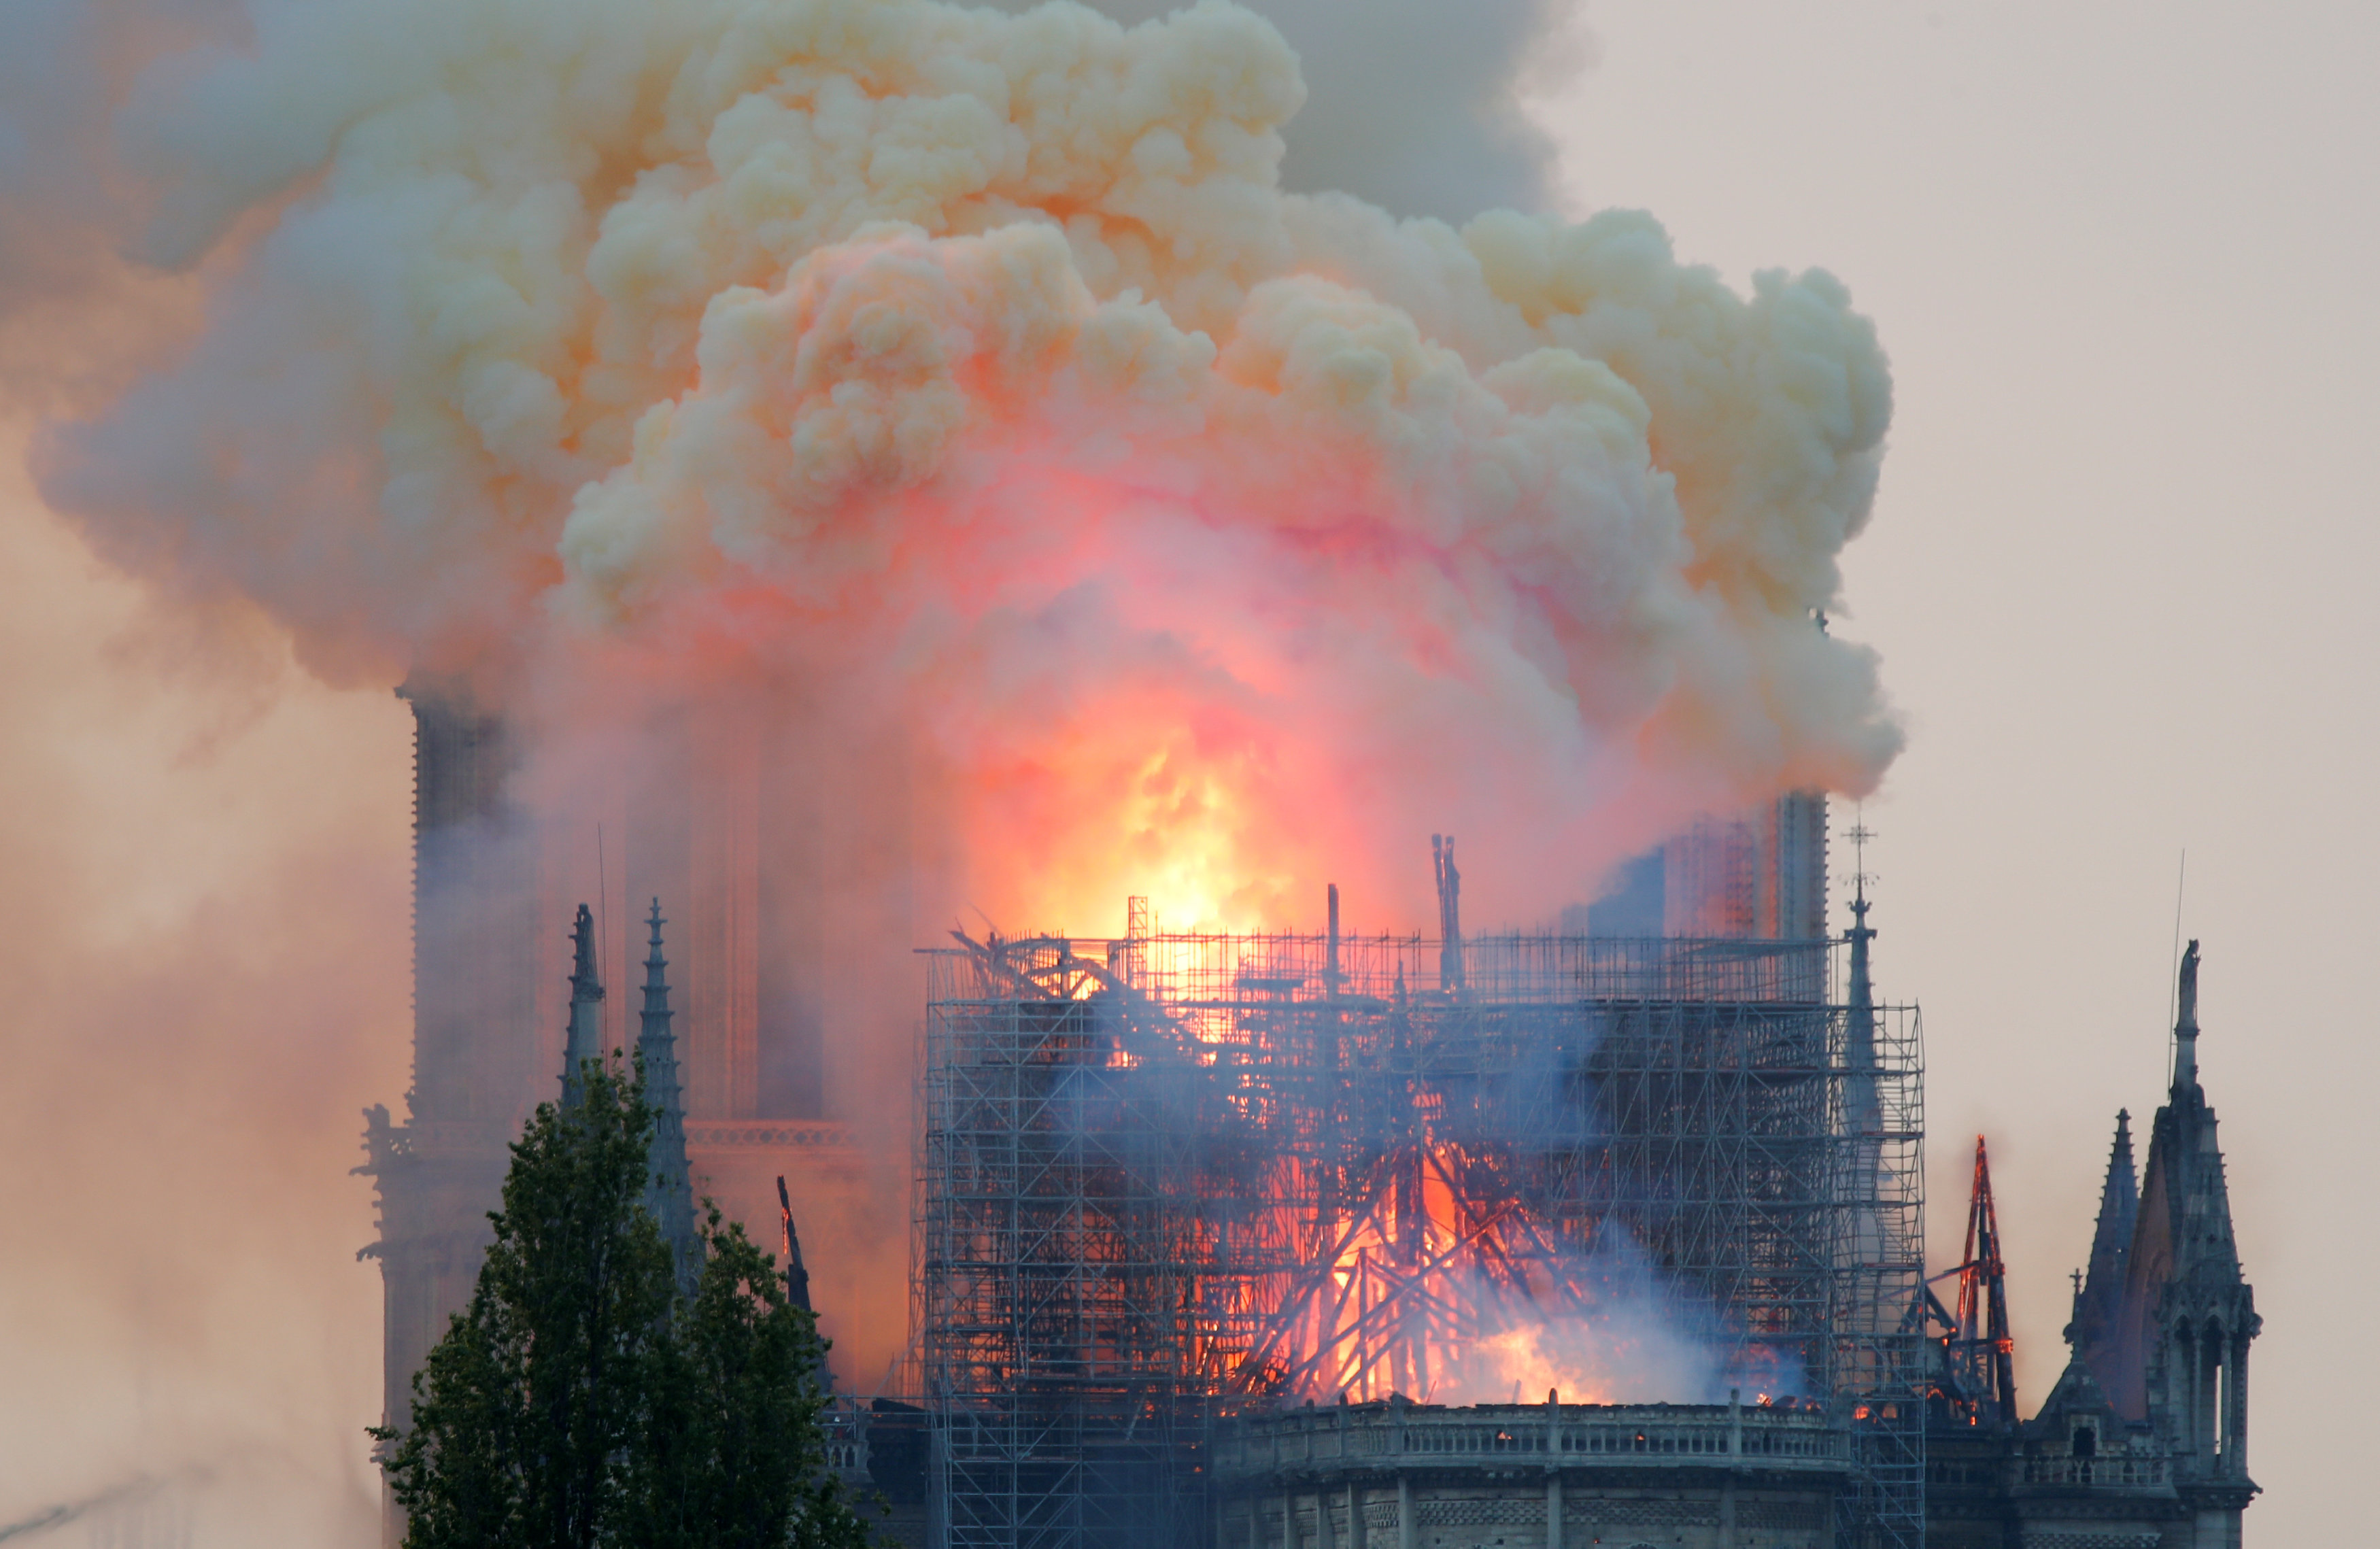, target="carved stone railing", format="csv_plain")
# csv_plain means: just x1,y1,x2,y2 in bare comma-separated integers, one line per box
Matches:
684,1119,860,1154
358,1111,518,1168
1212,1401,1852,1484
2018,1455,2171,1488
